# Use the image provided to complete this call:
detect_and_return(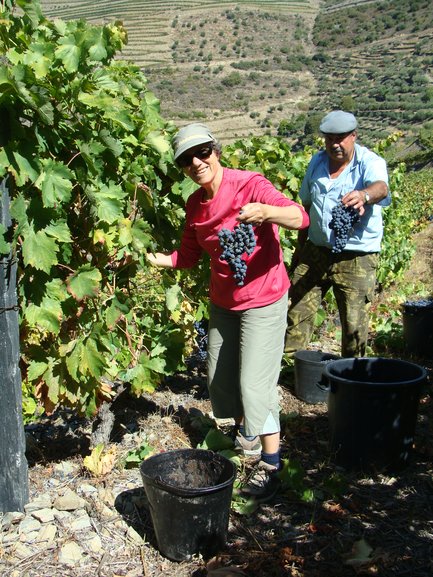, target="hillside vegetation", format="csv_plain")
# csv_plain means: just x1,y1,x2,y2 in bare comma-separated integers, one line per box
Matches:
39,0,433,155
